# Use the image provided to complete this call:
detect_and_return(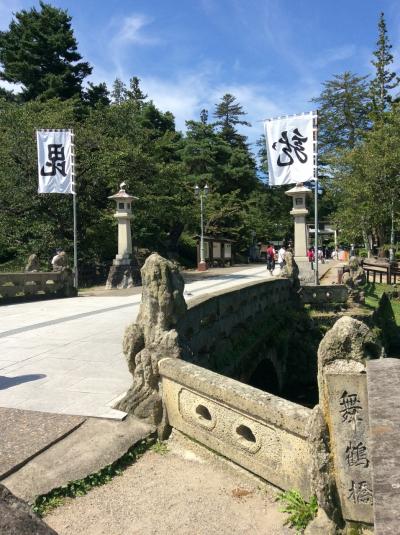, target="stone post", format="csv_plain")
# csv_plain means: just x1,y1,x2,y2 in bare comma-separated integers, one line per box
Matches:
317,316,382,526
106,183,141,289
